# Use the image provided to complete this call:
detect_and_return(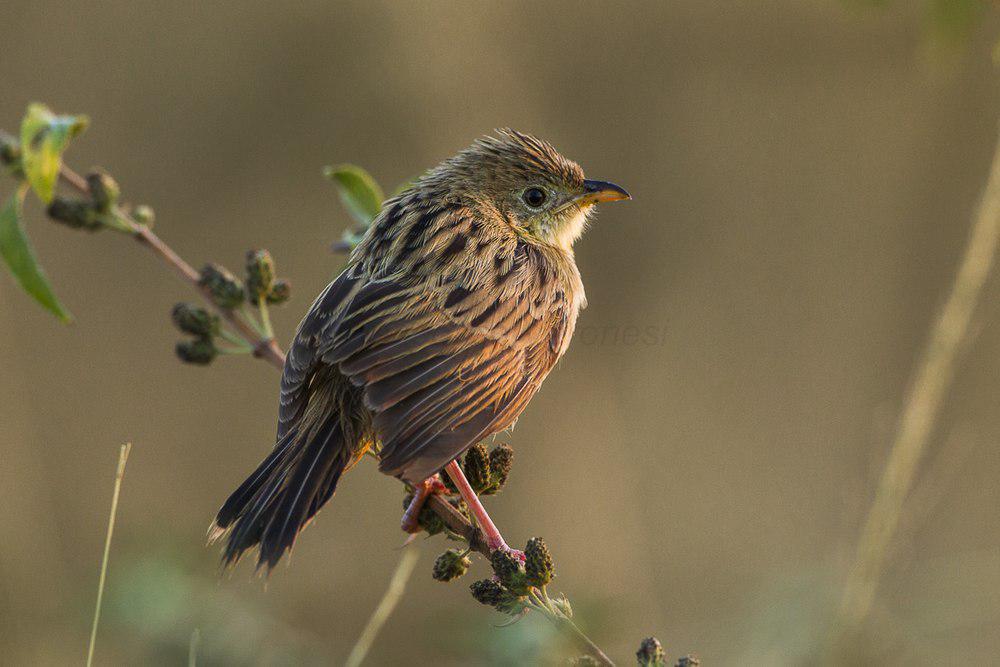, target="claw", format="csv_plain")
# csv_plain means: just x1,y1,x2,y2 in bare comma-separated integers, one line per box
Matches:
400,474,442,533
